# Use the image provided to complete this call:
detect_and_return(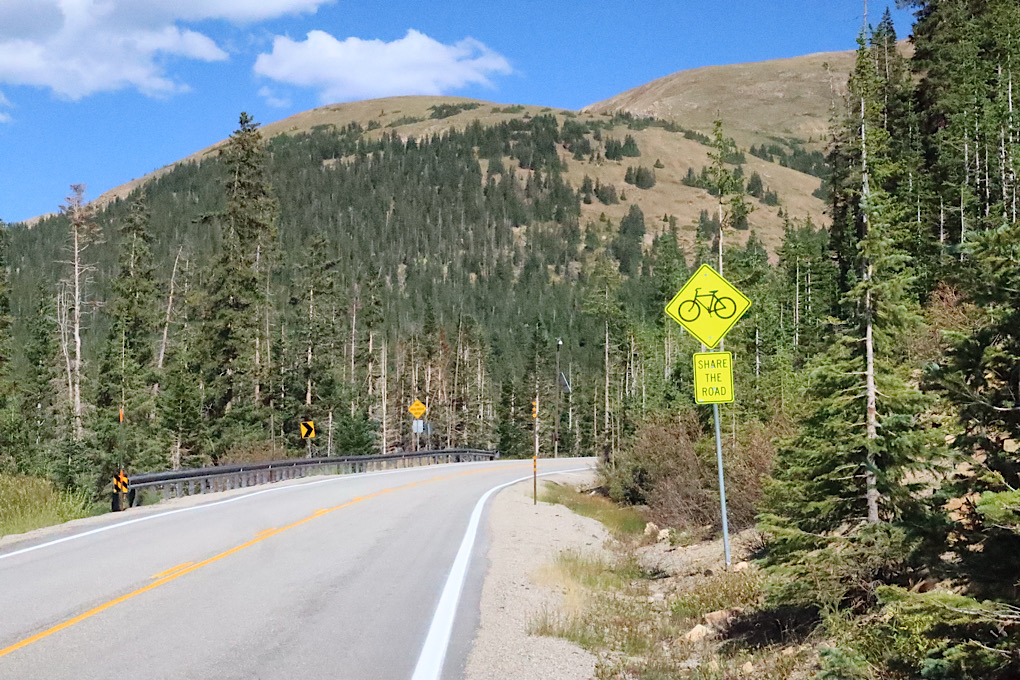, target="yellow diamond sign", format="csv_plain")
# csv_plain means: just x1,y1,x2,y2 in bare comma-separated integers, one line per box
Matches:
665,264,751,349
408,399,427,419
